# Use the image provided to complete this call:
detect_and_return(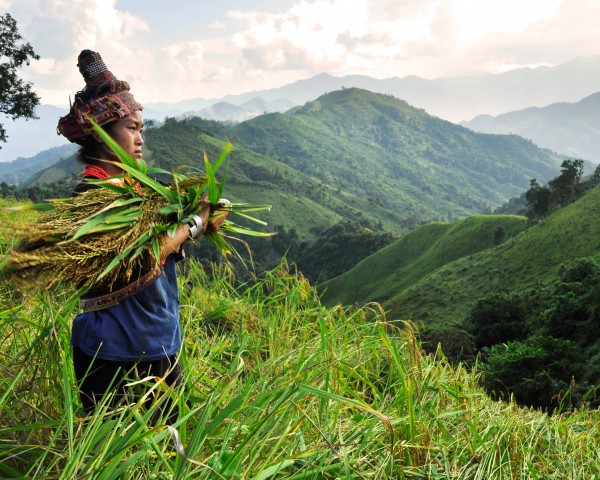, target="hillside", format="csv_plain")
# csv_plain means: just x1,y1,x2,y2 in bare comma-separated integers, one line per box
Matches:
463,92,600,162
323,183,600,326
233,88,564,224
320,215,528,307
146,119,407,235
